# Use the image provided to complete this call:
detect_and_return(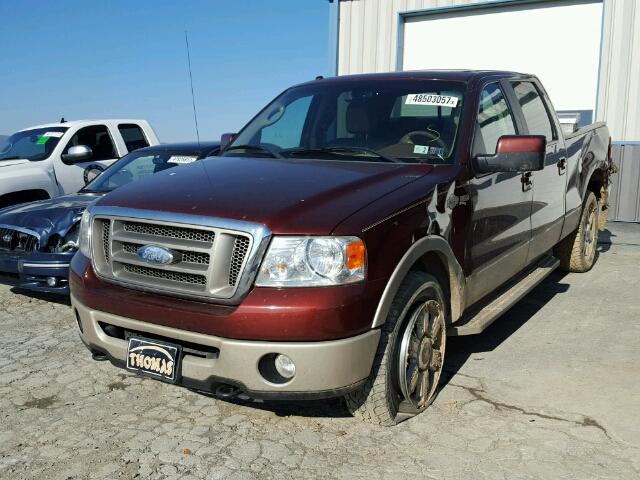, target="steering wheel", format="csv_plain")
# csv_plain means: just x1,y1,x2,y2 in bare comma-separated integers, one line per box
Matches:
399,130,447,151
